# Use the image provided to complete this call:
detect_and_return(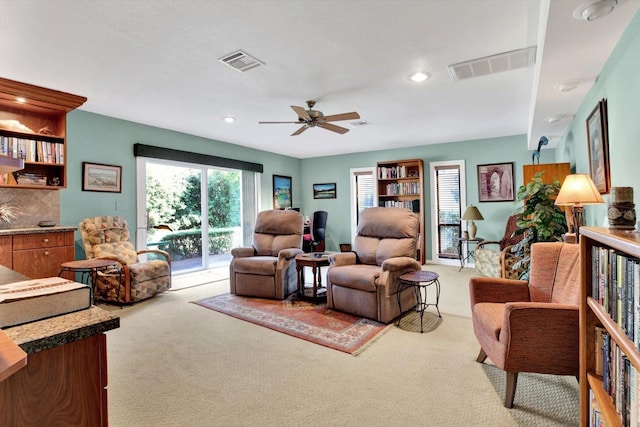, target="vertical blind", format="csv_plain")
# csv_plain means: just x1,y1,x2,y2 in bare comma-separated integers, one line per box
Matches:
435,165,461,258
355,171,375,224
